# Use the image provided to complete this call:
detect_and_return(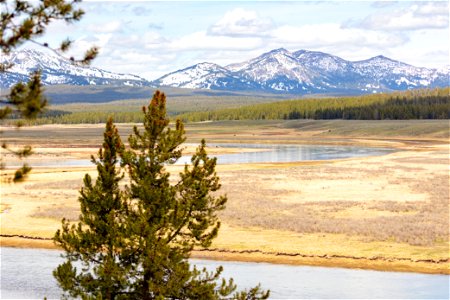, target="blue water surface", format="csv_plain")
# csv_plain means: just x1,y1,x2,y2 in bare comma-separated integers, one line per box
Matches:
1,247,448,299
